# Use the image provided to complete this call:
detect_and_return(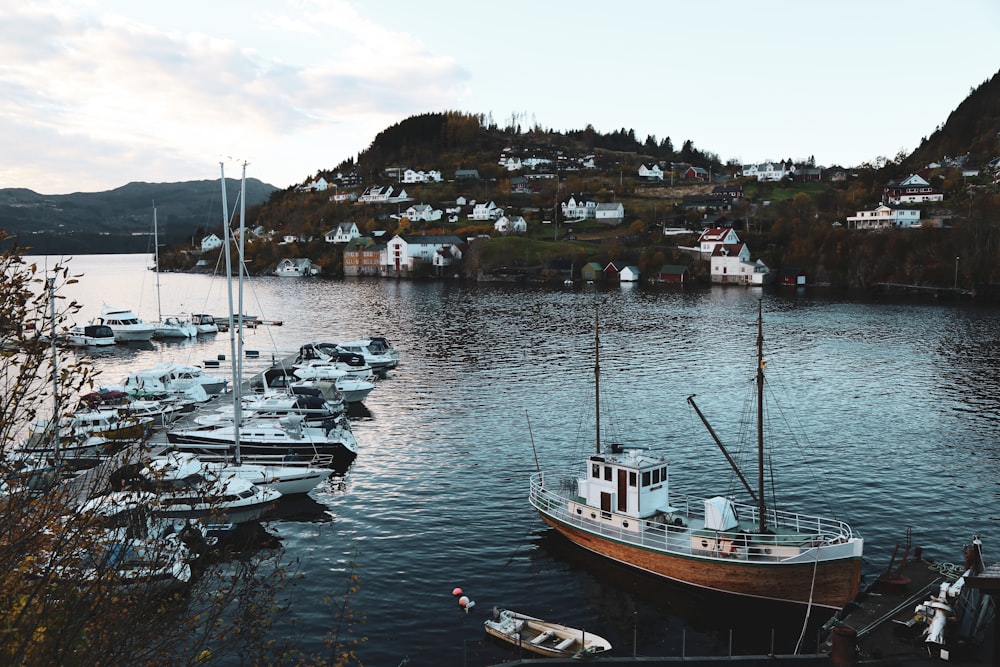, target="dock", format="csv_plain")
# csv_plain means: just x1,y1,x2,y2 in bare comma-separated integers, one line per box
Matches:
822,538,996,666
